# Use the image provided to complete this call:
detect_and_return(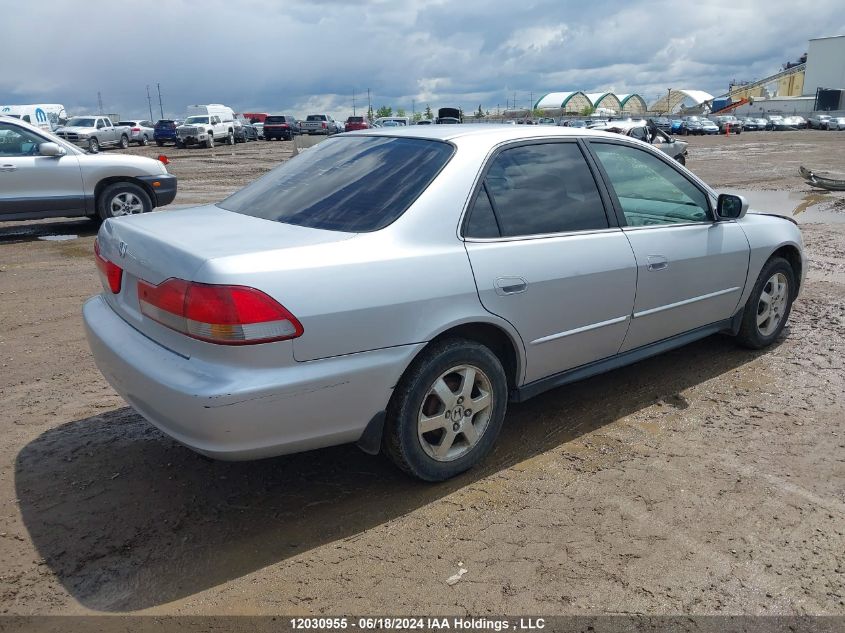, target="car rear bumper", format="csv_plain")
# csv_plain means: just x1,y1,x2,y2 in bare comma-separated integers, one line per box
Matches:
83,295,422,460
137,174,177,207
